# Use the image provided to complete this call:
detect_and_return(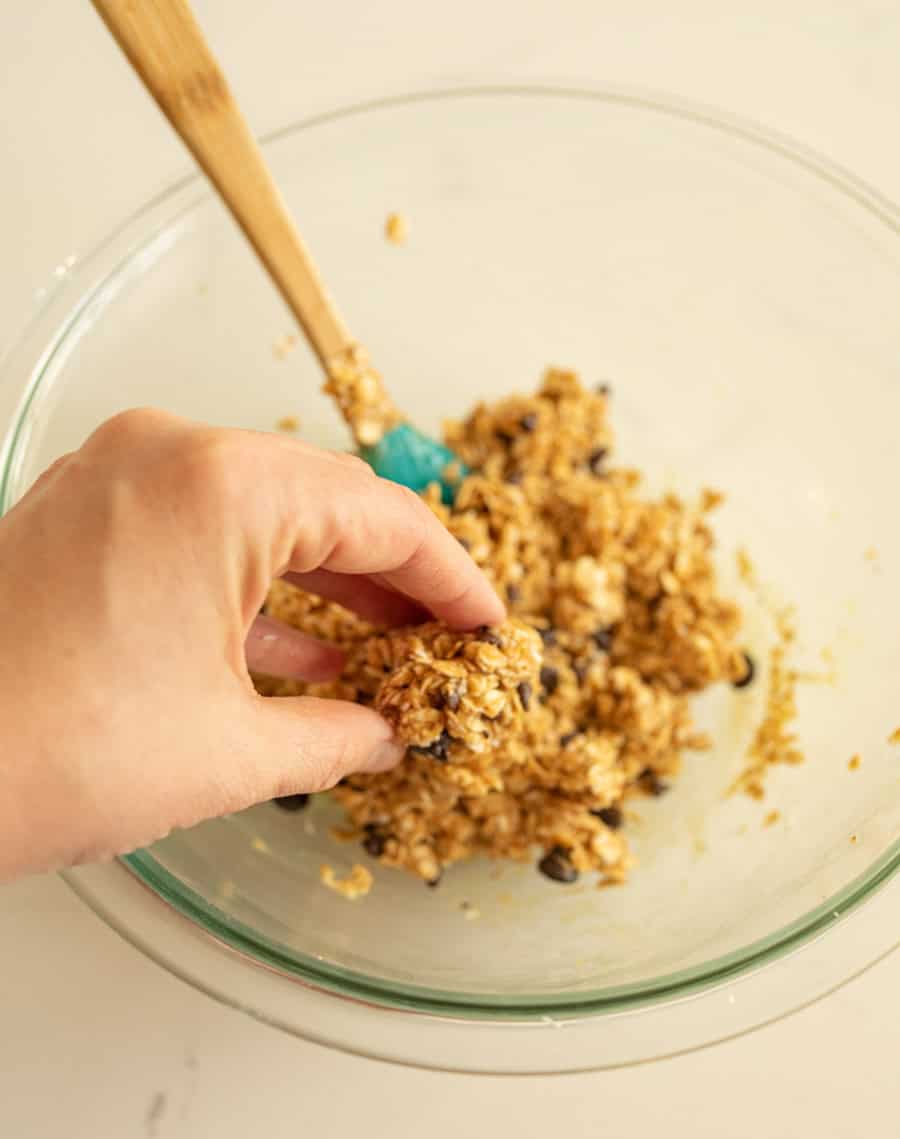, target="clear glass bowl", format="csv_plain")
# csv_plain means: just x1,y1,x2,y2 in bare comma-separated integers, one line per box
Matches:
3,87,900,1072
